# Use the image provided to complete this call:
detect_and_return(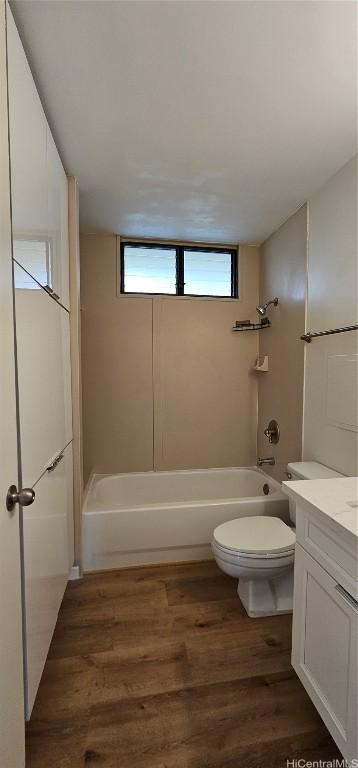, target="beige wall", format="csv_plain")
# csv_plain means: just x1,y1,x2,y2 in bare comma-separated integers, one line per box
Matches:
81,235,154,484
303,156,358,475
153,247,259,470
81,236,259,482
257,205,307,481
